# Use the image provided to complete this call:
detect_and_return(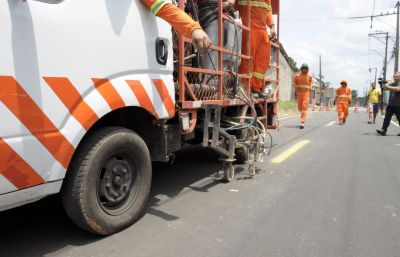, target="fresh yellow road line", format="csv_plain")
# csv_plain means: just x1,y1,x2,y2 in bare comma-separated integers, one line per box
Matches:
326,121,336,126
272,140,310,164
